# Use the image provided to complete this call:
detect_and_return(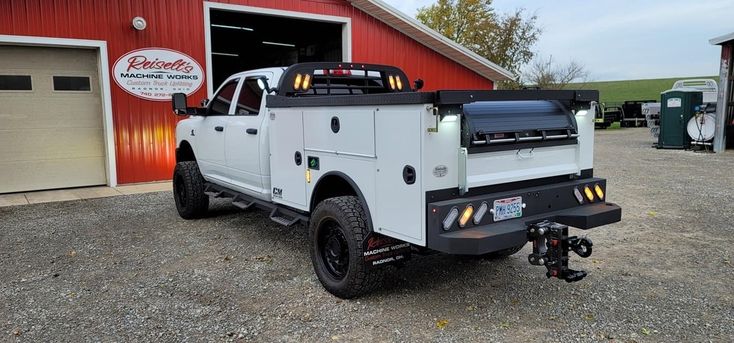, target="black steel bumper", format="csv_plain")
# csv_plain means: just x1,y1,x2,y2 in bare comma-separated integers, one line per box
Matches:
425,178,622,255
